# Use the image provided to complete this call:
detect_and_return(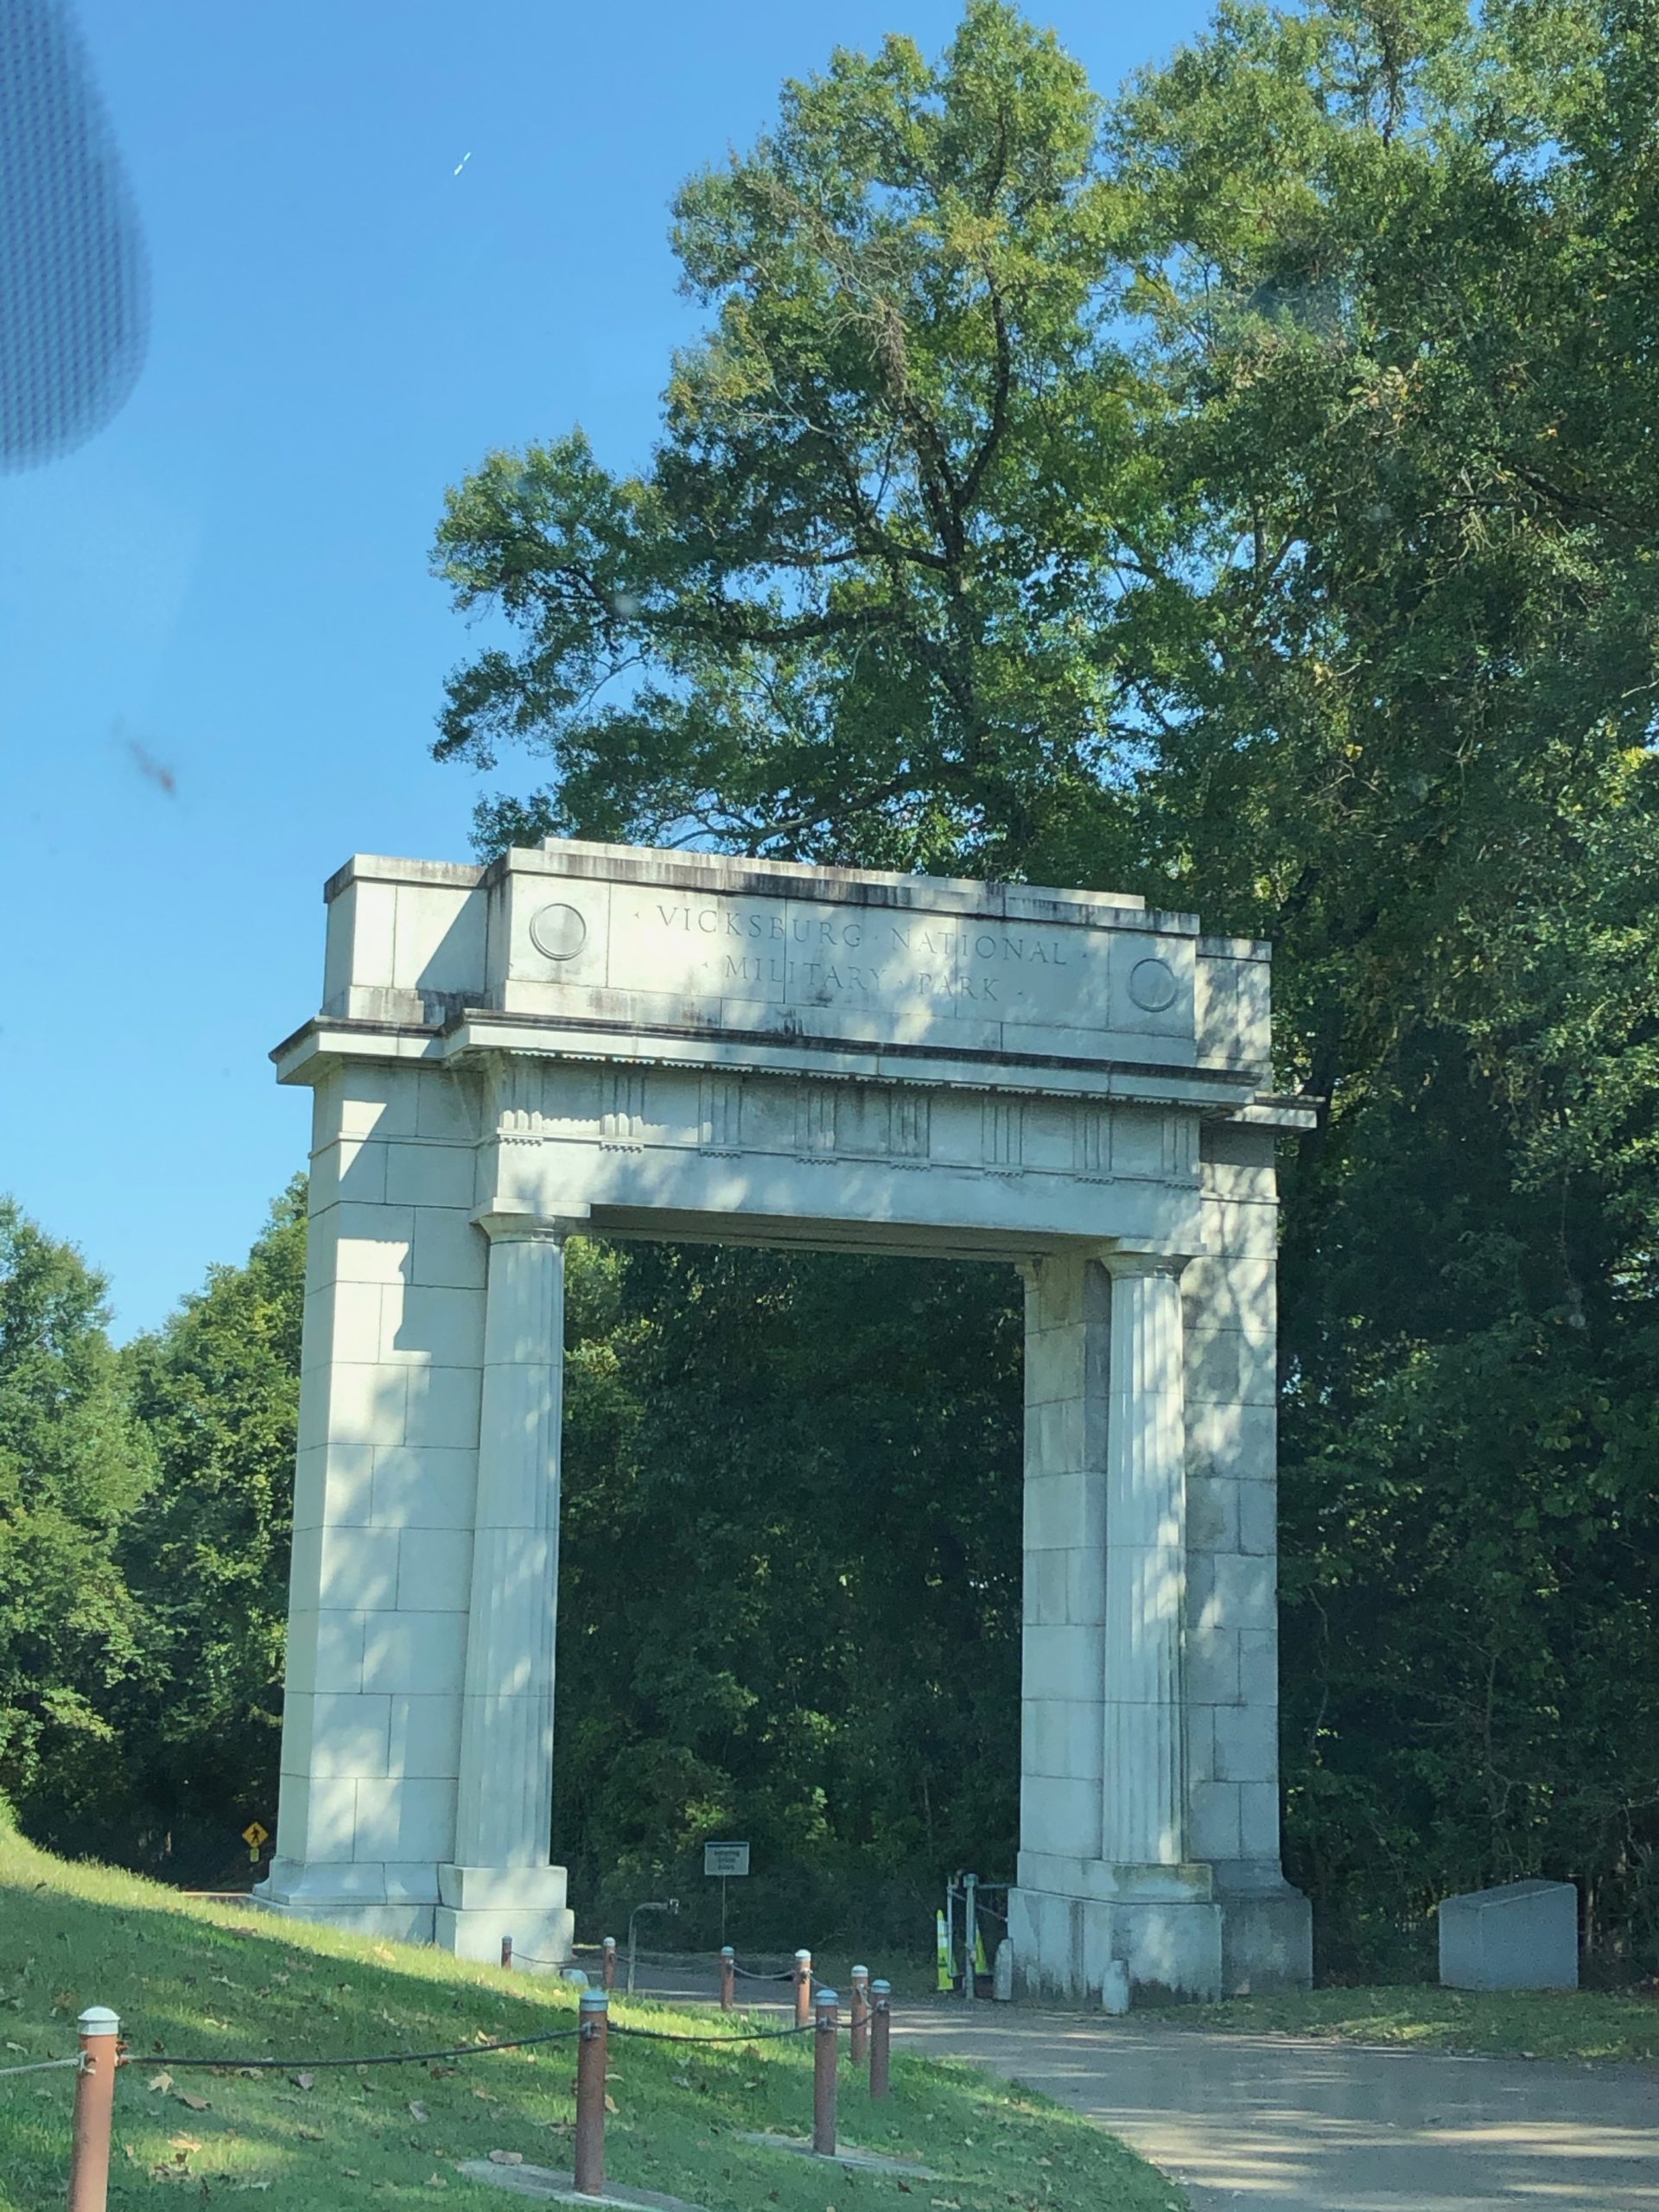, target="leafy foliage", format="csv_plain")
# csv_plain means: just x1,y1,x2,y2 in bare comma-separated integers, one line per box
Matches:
0,1201,150,1819
557,1237,1022,1945
437,0,1659,1971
